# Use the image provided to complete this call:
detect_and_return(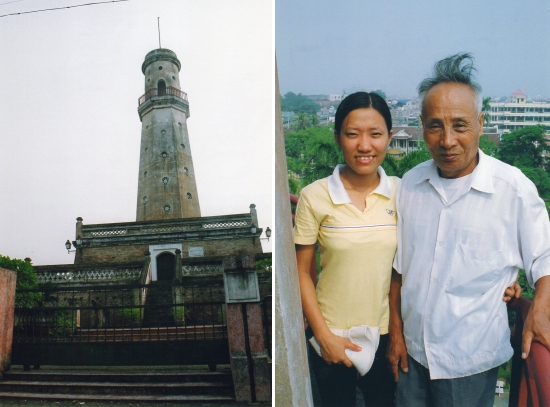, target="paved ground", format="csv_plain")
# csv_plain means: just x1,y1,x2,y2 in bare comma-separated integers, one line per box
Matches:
0,401,270,406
